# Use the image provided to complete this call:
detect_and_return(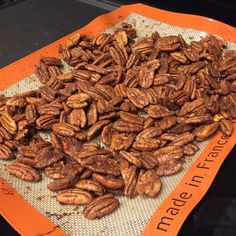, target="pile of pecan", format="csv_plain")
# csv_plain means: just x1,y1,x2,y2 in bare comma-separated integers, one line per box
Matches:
0,23,236,219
